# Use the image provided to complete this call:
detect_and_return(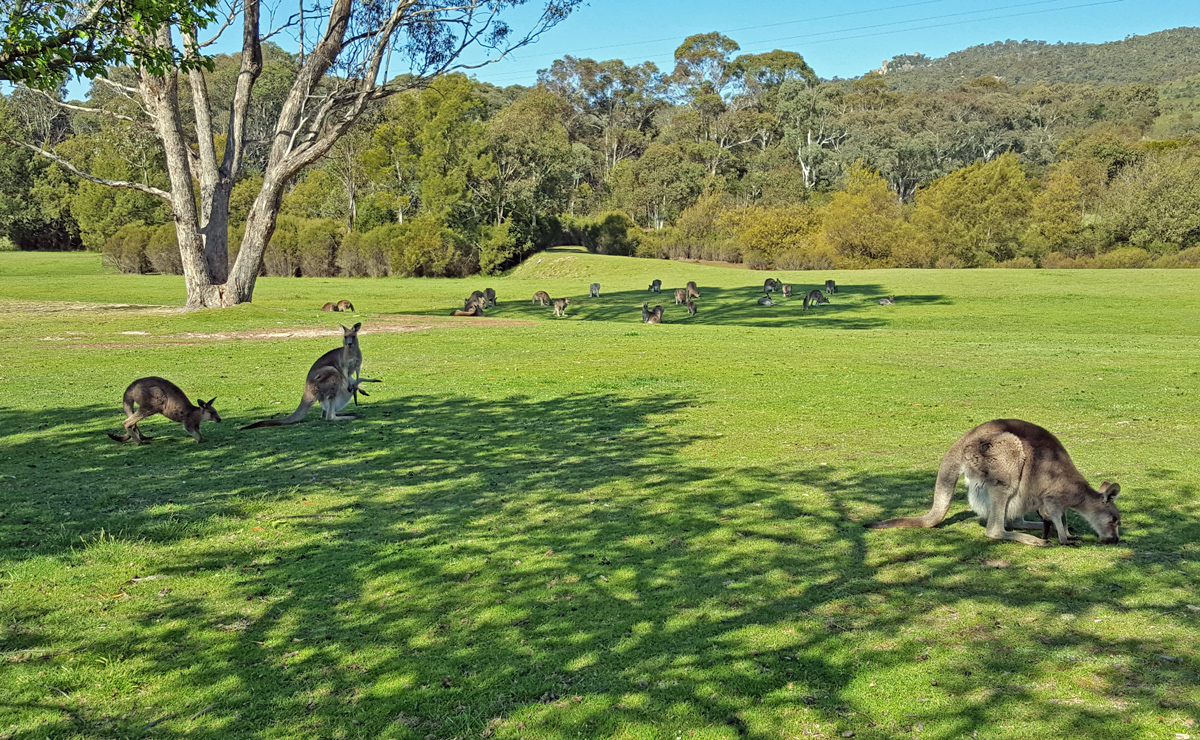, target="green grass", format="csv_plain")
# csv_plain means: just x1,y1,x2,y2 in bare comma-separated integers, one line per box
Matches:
1,249,1198,740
